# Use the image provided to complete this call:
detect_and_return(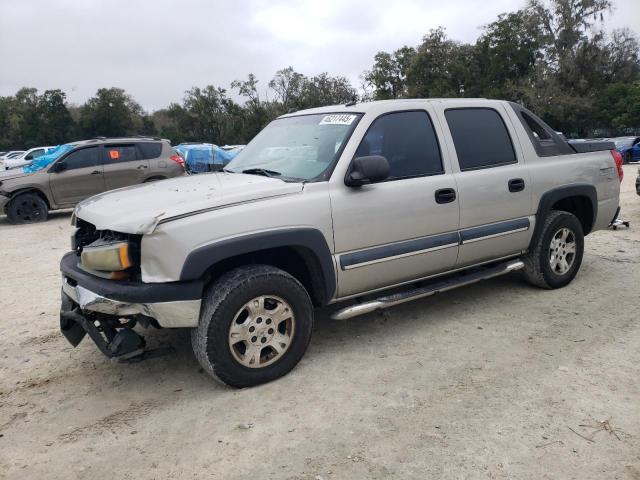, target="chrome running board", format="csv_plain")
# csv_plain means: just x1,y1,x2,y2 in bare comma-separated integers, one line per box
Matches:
331,259,524,321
